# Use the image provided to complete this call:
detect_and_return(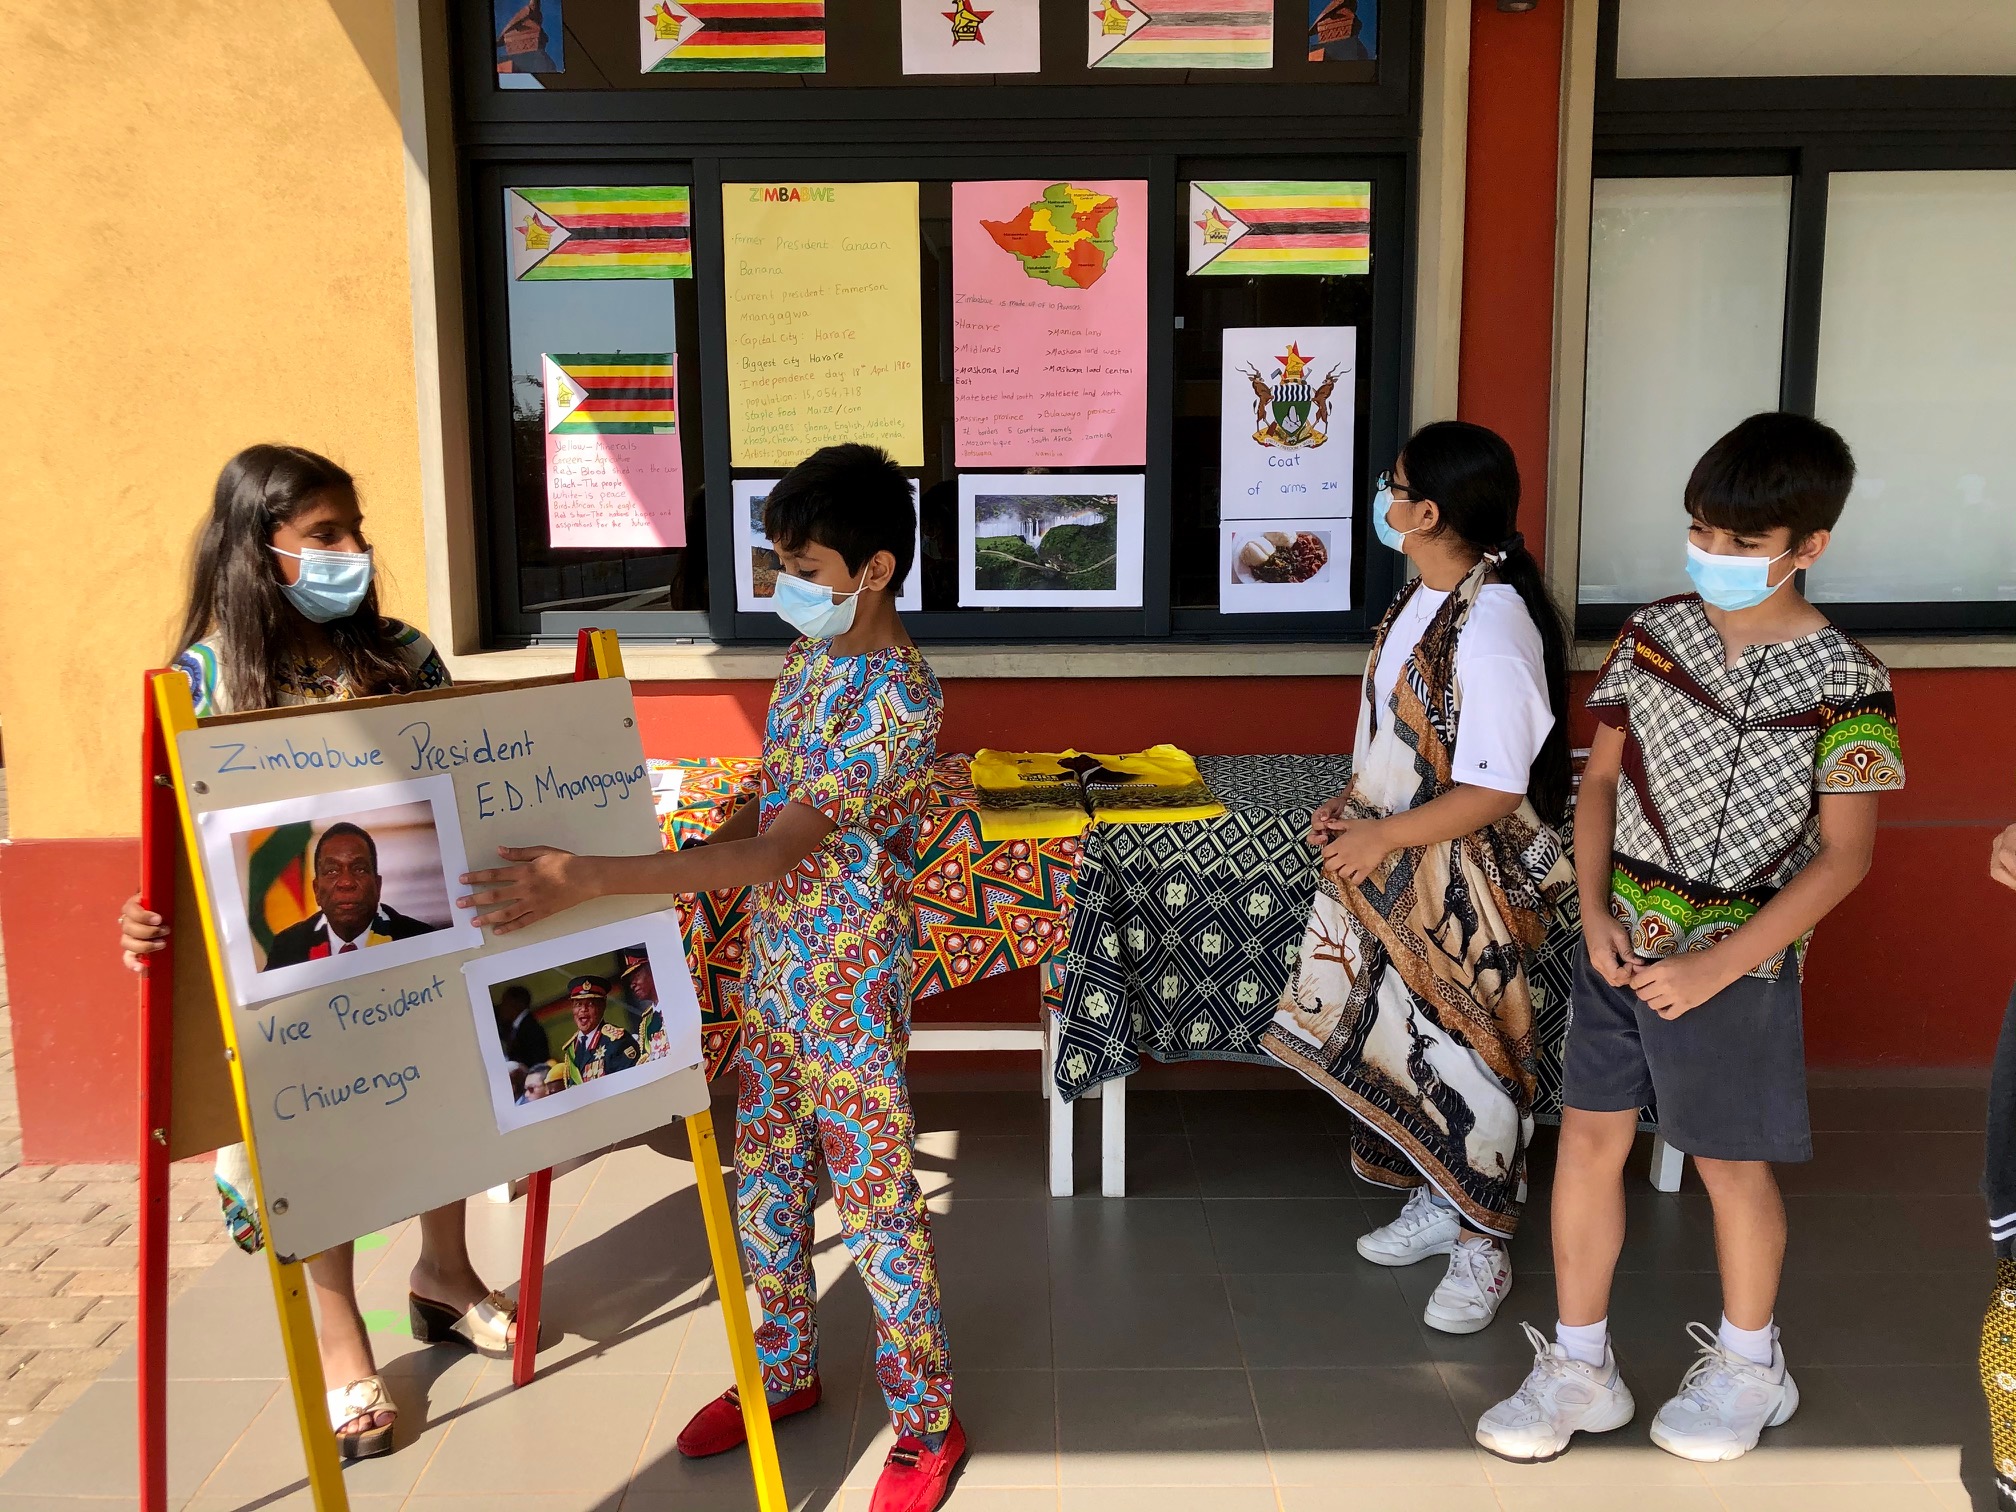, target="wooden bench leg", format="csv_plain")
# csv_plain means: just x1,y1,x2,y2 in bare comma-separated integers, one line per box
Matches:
1100,1076,1127,1197
1046,1018,1074,1197
1648,1134,1685,1193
